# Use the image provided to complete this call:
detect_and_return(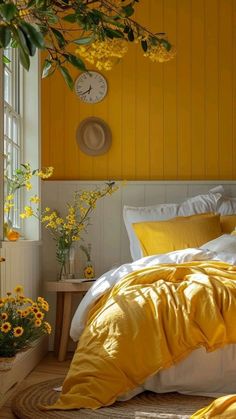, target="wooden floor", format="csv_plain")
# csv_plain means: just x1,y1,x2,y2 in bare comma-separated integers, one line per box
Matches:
0,352,72,419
